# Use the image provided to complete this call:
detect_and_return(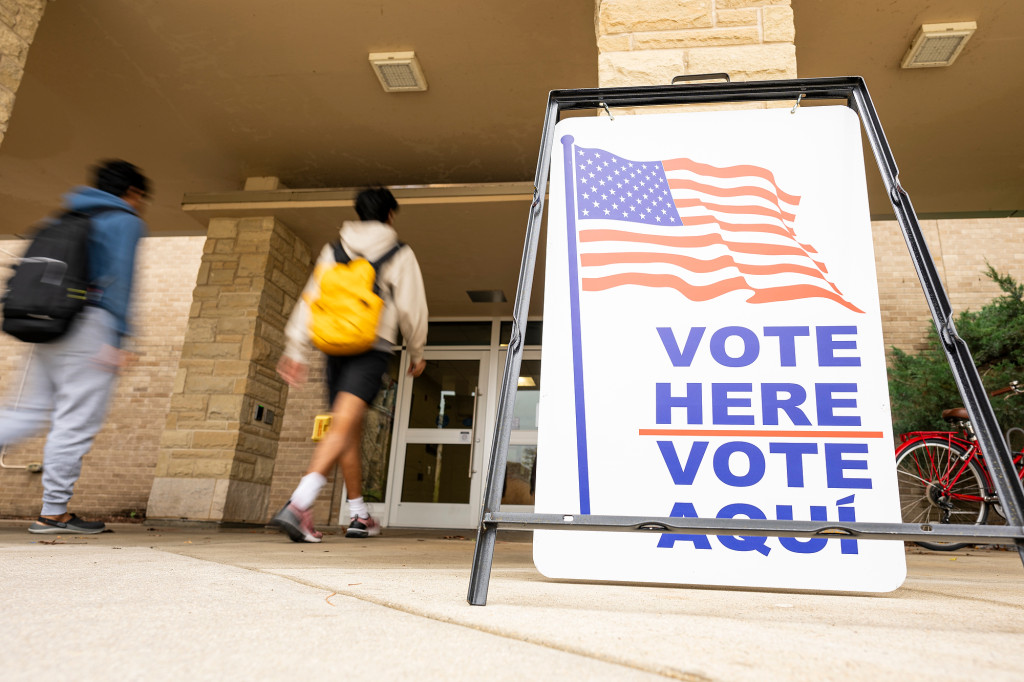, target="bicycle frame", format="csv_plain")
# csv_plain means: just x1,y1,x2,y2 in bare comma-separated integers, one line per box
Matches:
905,430,991,493
898,430,994,502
